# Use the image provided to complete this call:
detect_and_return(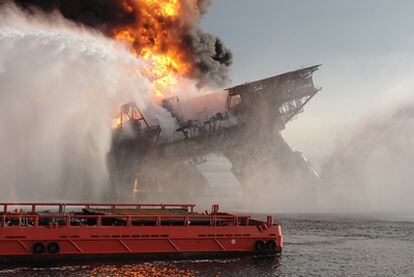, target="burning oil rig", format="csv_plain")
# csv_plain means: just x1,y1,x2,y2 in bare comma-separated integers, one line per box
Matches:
108,65,321,203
